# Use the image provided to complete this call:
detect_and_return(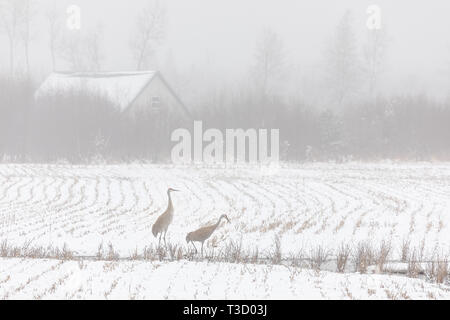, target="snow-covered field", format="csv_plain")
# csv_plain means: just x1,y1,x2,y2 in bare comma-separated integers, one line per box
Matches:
1,163,450,257
1,163,450,299
0,258,449,300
